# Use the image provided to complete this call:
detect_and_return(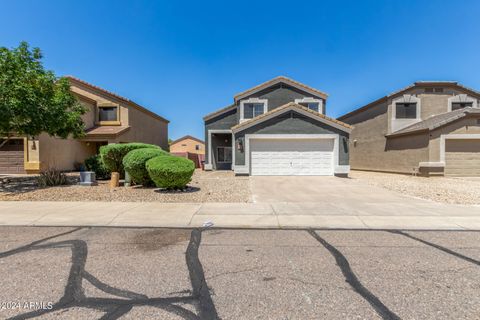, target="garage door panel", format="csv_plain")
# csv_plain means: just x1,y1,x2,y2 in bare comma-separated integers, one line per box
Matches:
445,139,480,176
250,138,334,176
0,139,25,174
